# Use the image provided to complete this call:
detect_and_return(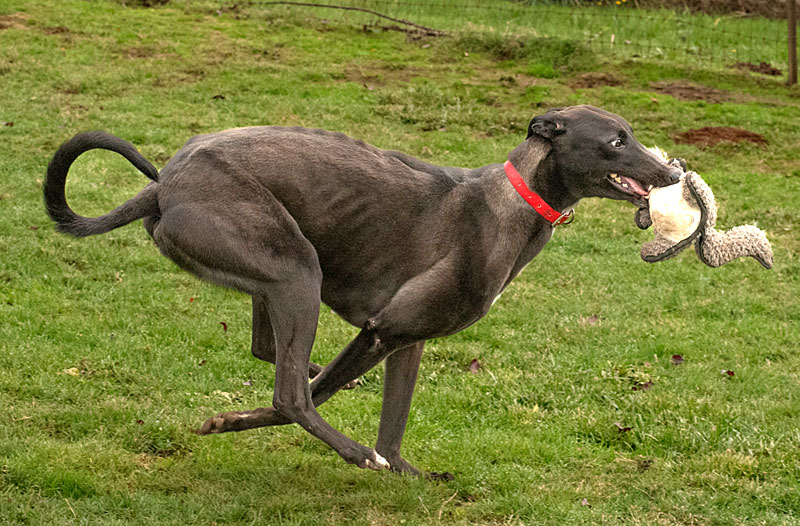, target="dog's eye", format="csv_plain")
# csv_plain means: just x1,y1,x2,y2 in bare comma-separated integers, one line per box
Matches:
611,138,624,148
